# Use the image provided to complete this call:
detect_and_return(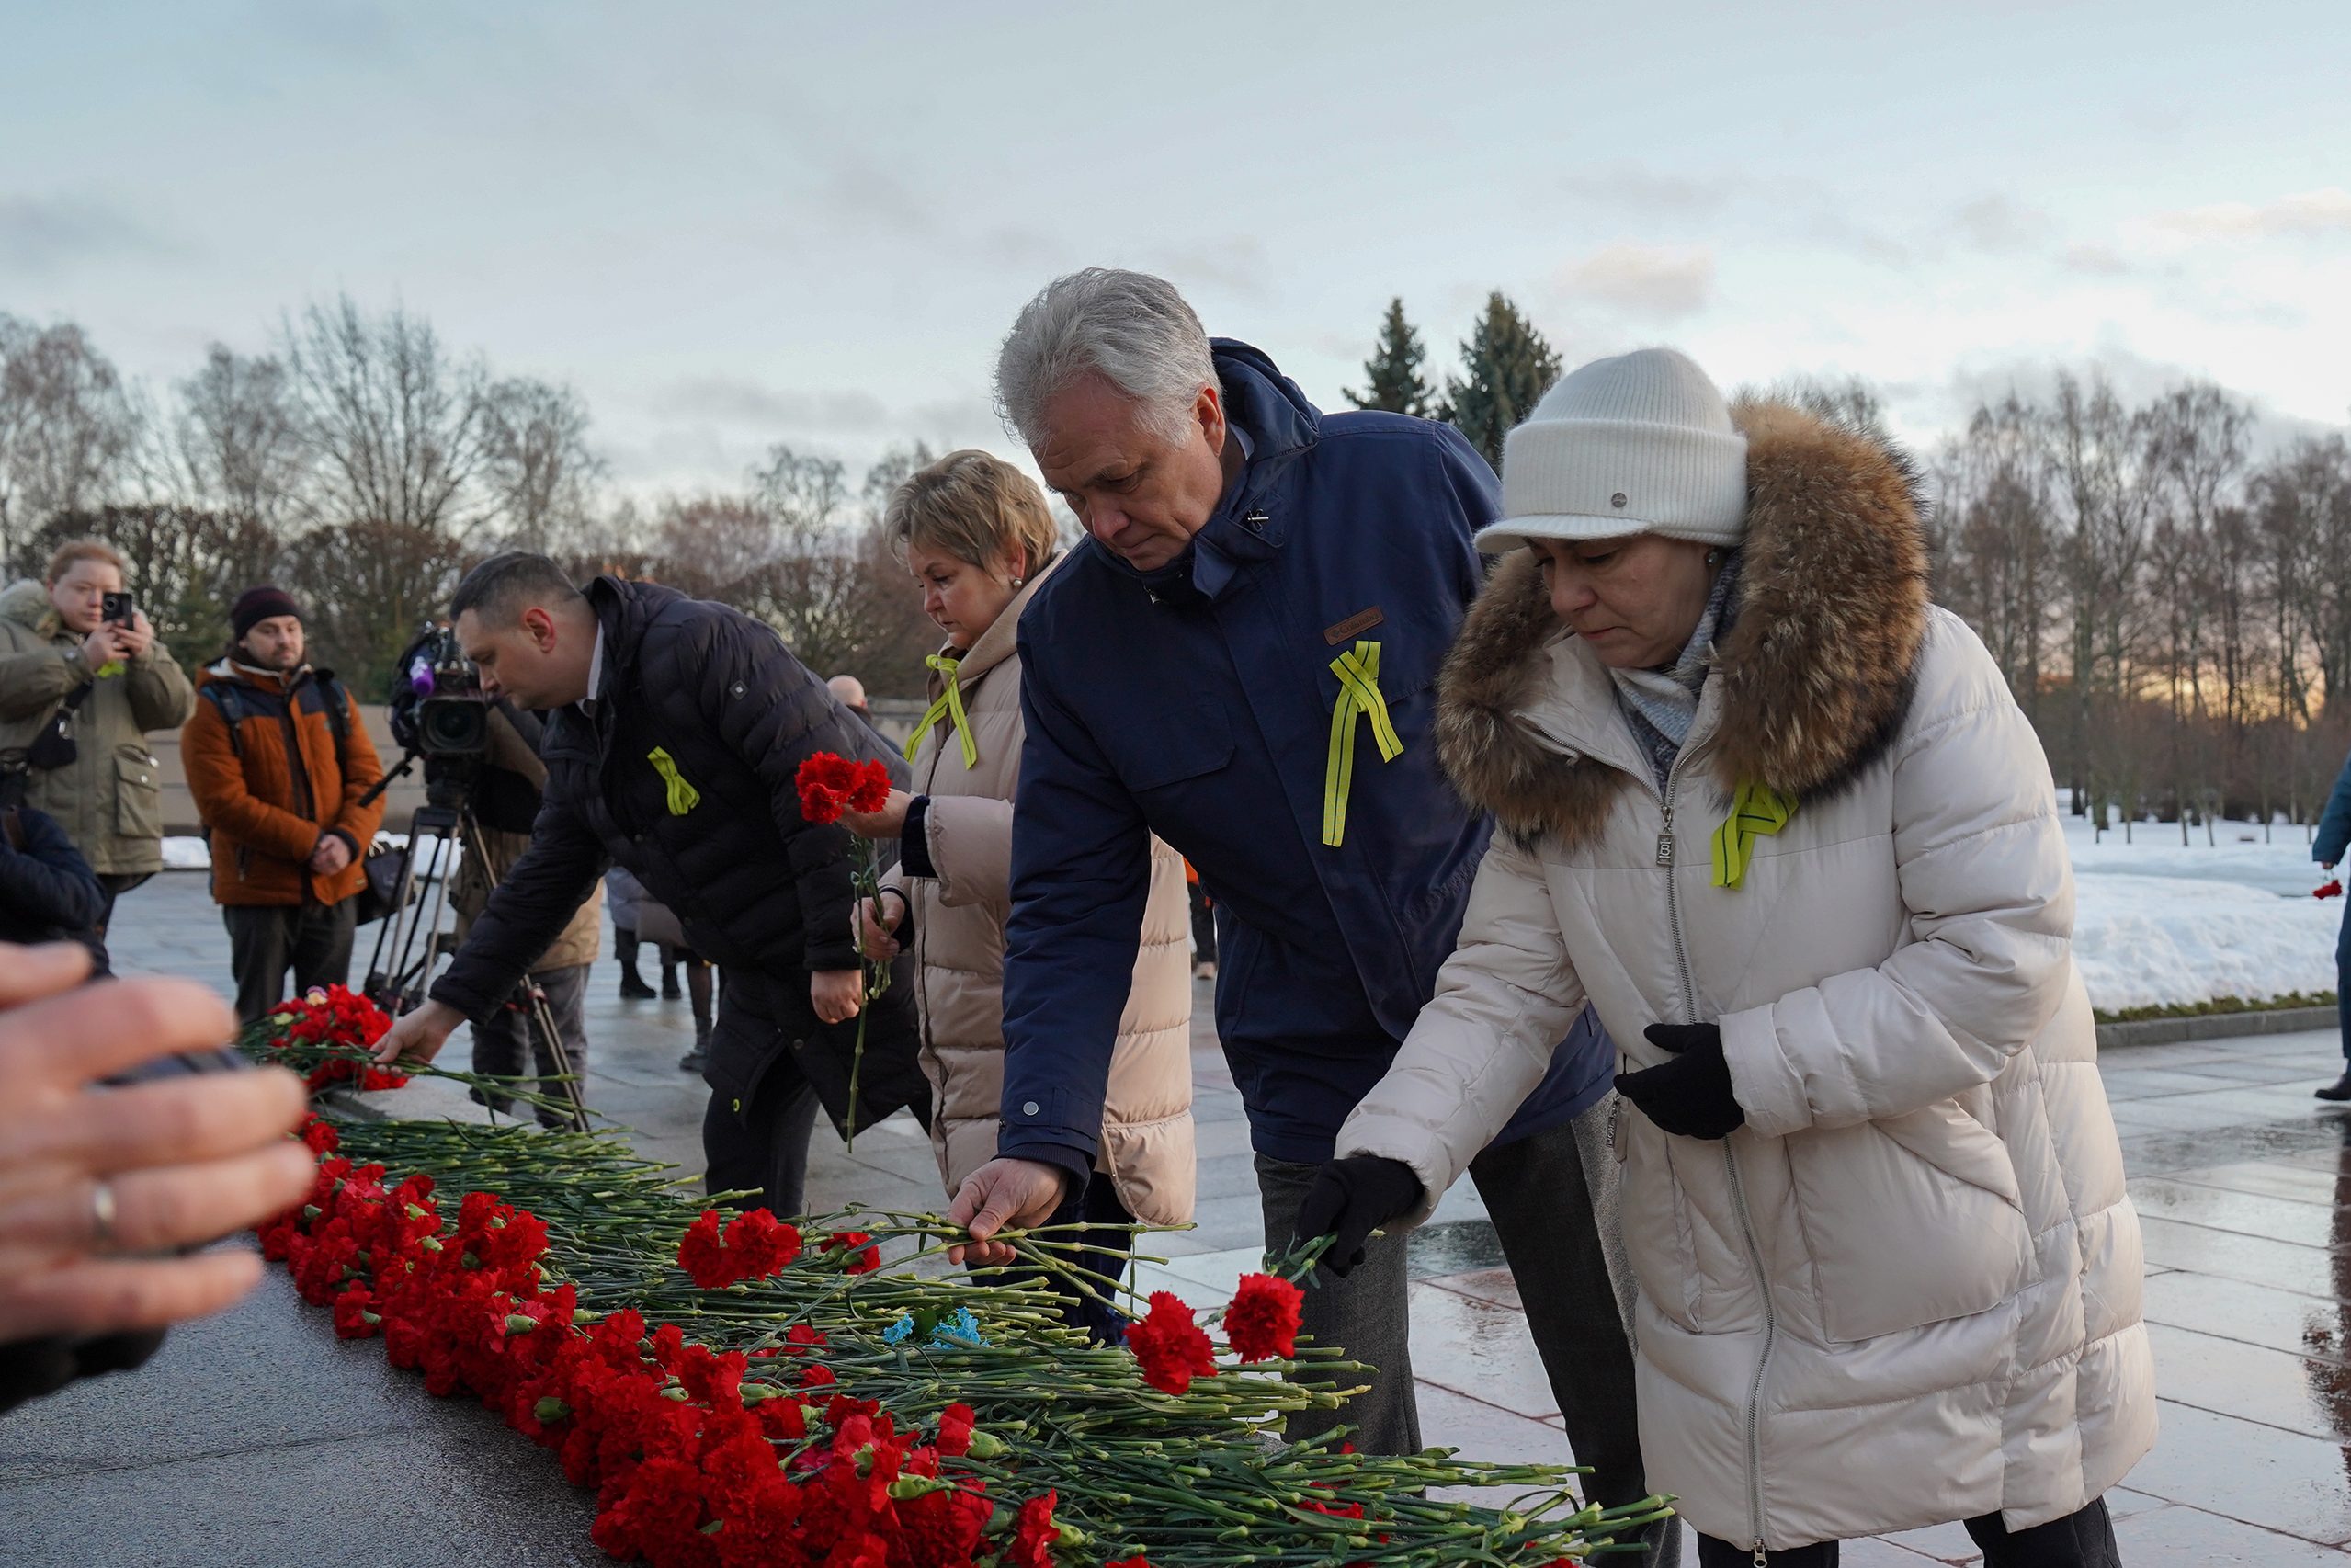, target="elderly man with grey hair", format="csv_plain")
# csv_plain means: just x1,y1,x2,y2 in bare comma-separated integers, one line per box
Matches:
944,268,1656,1538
